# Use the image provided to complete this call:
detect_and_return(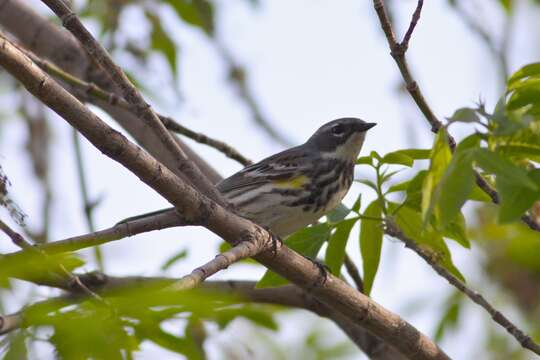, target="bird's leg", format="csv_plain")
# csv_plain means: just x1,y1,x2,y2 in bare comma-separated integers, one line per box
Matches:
303,255,330,286
262,226,283,257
